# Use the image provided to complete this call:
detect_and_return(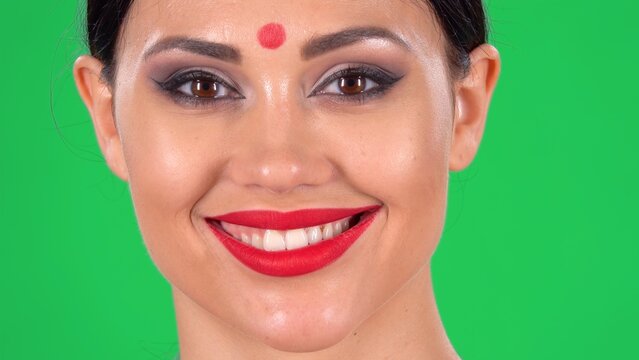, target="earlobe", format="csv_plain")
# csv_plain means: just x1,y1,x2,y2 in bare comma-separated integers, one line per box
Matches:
73,55,129,181
449,44,501,171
